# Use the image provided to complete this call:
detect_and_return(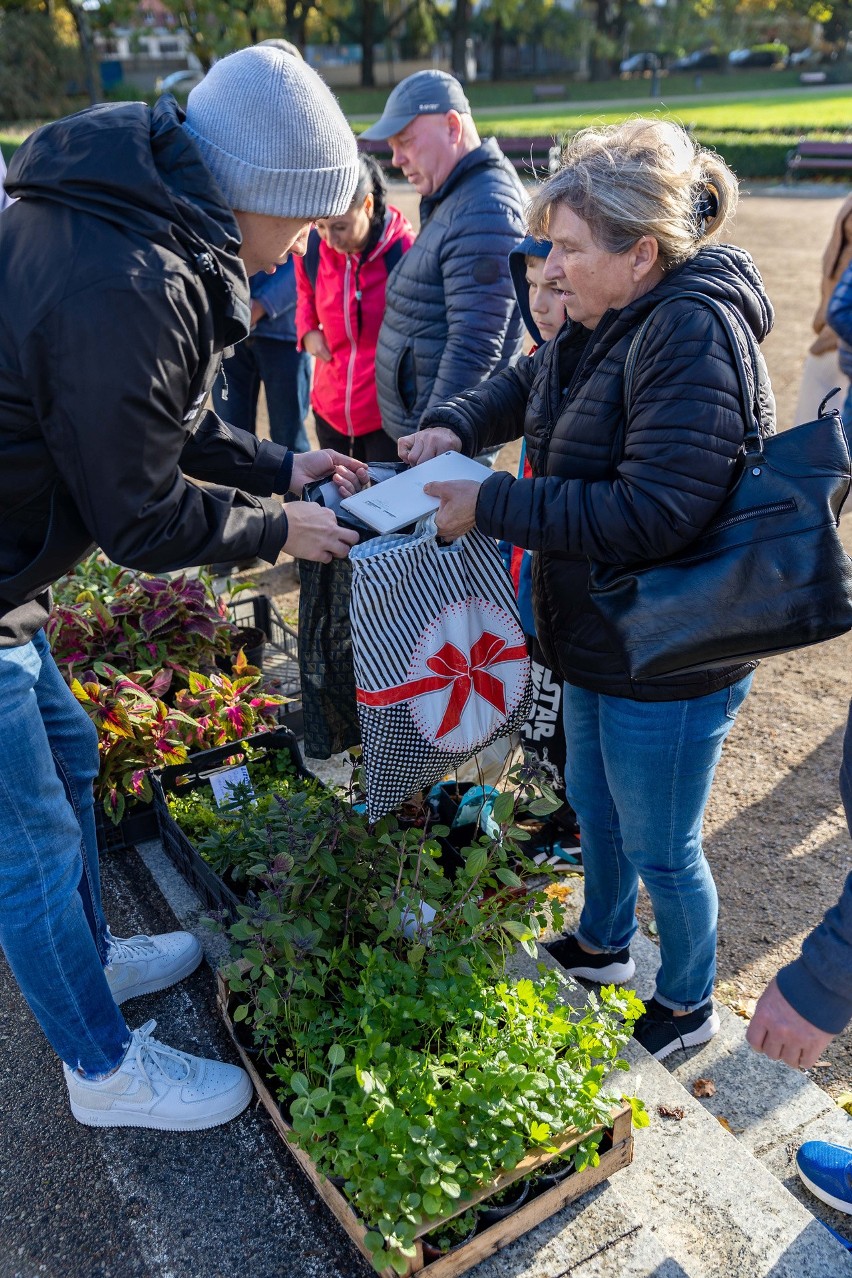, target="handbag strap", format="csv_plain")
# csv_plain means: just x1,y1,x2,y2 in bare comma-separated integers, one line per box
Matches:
622,290,765,461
